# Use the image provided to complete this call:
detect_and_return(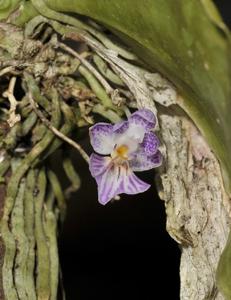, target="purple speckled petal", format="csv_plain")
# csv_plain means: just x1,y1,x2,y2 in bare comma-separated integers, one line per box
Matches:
140,132,160,156
129,150,162,172
95,163,150,205
89,123,115,155
113,120,129,134
89,153,111,177
129,109,156,131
